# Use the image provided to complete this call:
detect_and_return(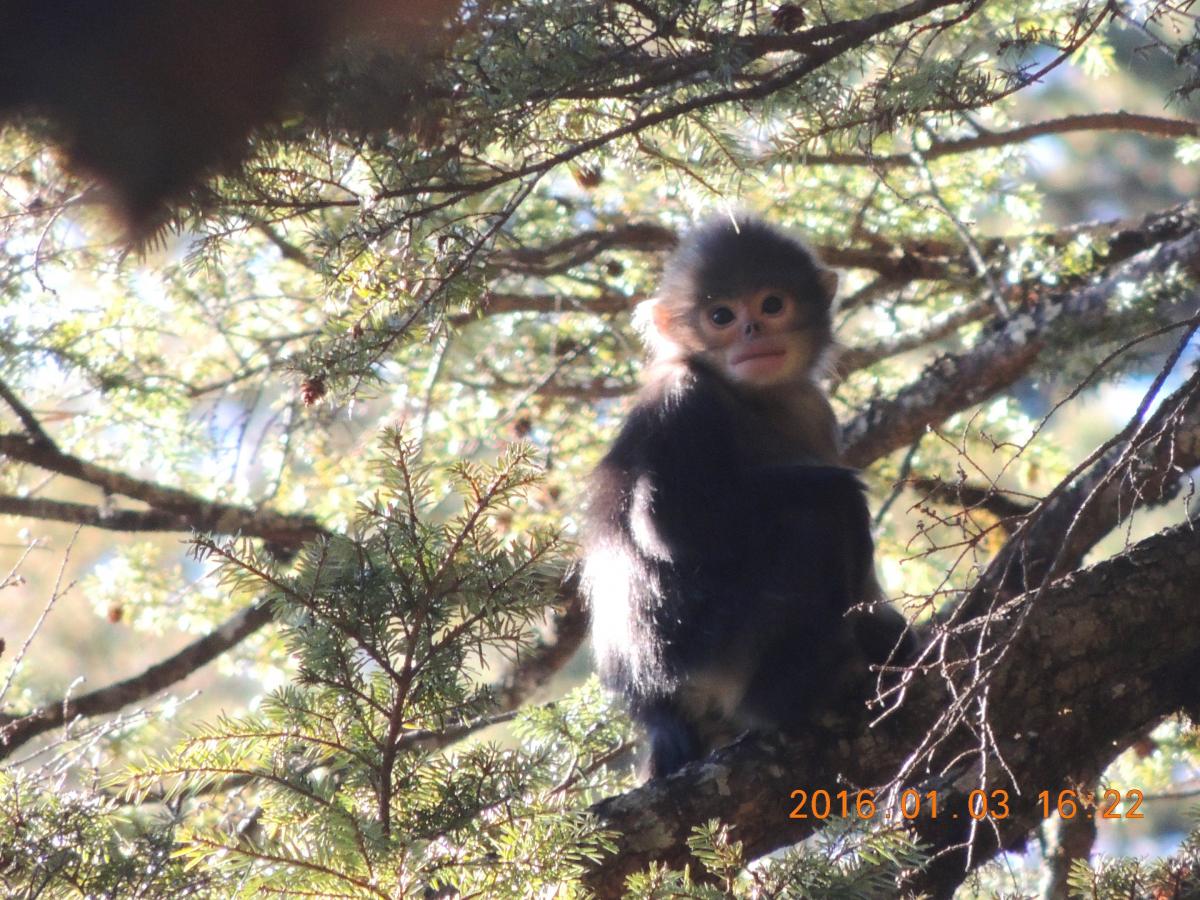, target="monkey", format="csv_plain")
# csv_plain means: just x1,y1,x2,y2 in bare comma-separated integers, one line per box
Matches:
581,214,909,778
